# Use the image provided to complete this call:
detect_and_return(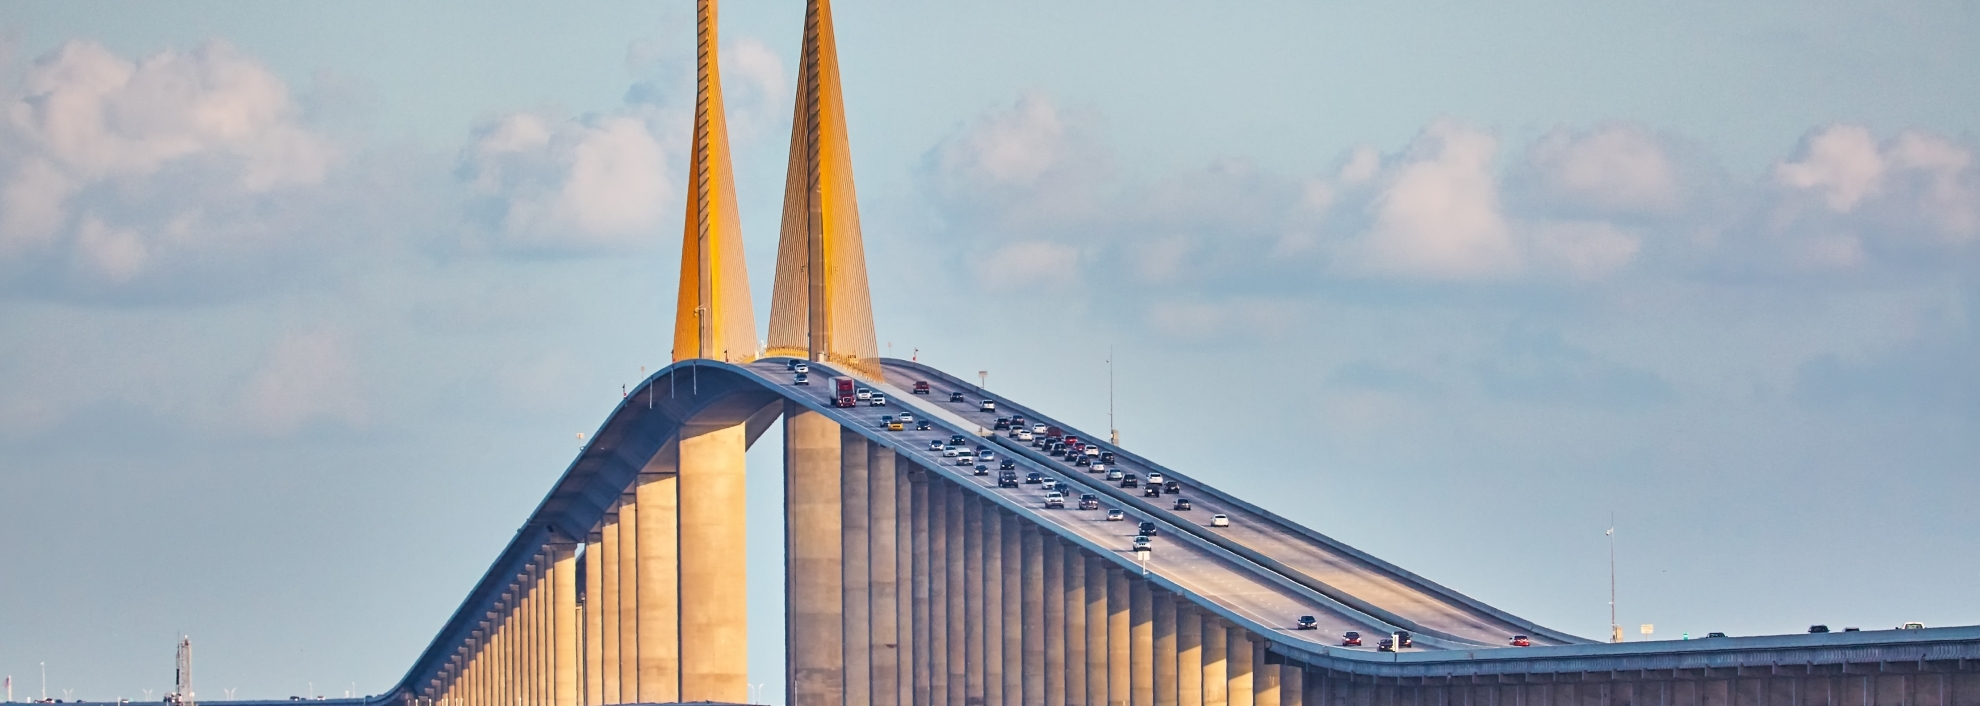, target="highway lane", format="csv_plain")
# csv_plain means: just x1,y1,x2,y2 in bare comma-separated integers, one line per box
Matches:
883,359,1581,648
743,359,1424,653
